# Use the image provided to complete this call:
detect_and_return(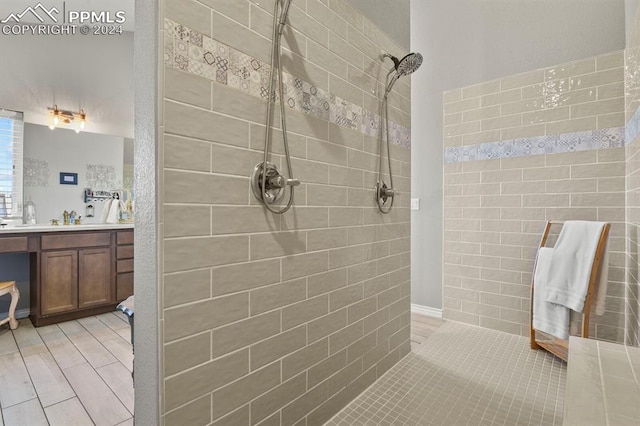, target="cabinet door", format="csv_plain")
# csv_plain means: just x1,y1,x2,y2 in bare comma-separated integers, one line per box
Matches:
116,272,134,300
41,250,78,315
78,248,113,308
